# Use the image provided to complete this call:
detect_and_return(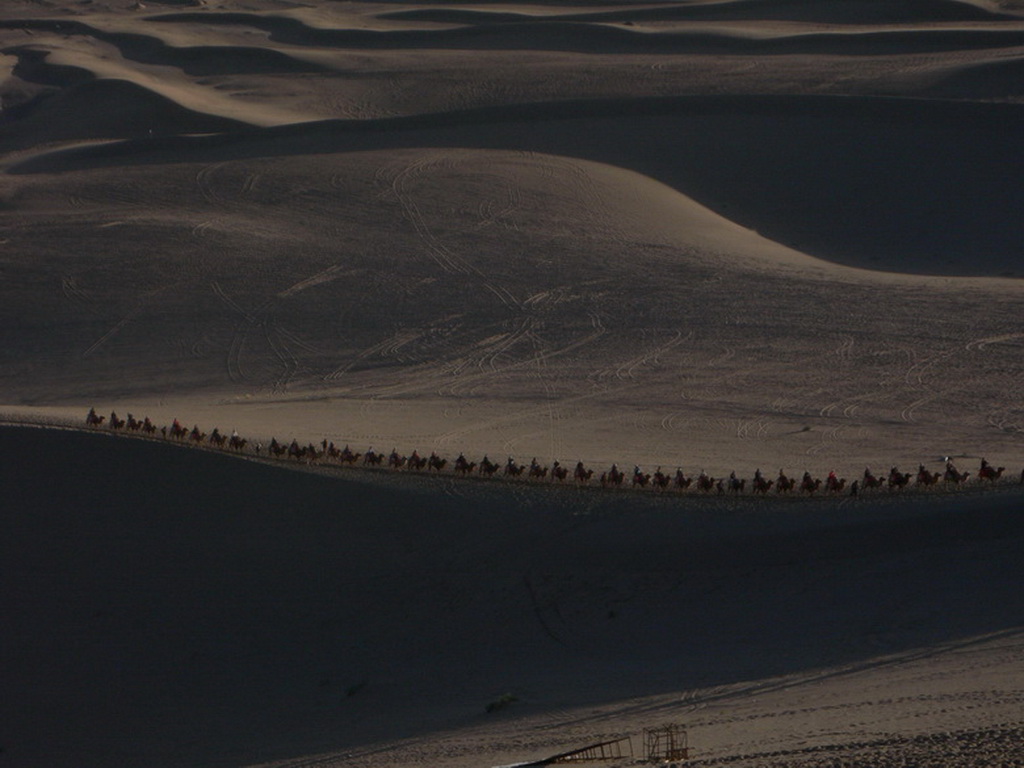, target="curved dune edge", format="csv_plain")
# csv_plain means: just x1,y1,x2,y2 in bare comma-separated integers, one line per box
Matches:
7,93,1024,280
2,44,324,128
137,12,1024,56
353,0,1022,24
0,77,247,149
2,423,1023,767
